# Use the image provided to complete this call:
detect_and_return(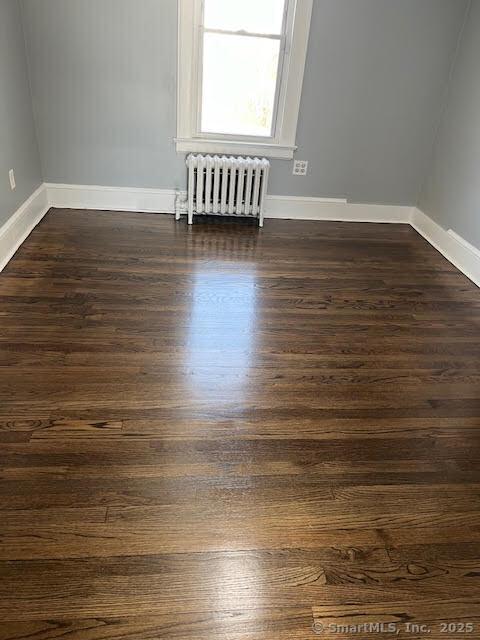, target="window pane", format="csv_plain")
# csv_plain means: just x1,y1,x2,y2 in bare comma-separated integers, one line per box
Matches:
201,33,280,137
204,0,285,35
